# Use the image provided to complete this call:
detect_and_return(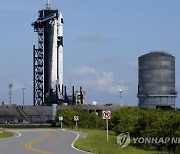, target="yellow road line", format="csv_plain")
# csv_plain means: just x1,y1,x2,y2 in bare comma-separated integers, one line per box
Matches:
25,132,53,154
